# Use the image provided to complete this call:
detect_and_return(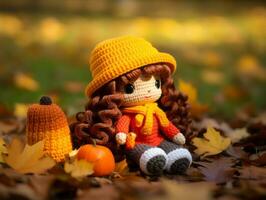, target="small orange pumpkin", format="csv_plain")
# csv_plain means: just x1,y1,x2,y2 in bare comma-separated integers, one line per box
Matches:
77,144,115,176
